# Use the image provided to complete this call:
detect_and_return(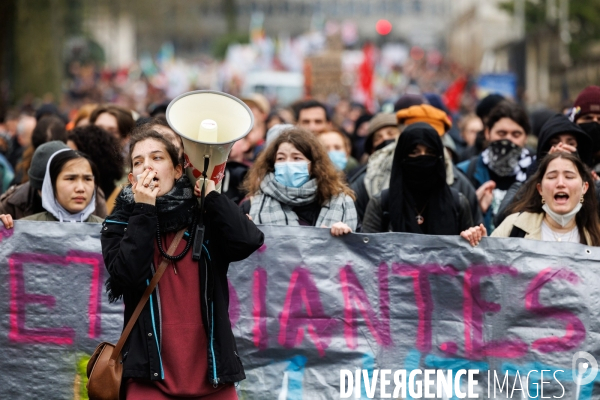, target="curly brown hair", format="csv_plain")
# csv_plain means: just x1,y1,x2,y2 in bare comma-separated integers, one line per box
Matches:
243,127,355,204
508,152,600,246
